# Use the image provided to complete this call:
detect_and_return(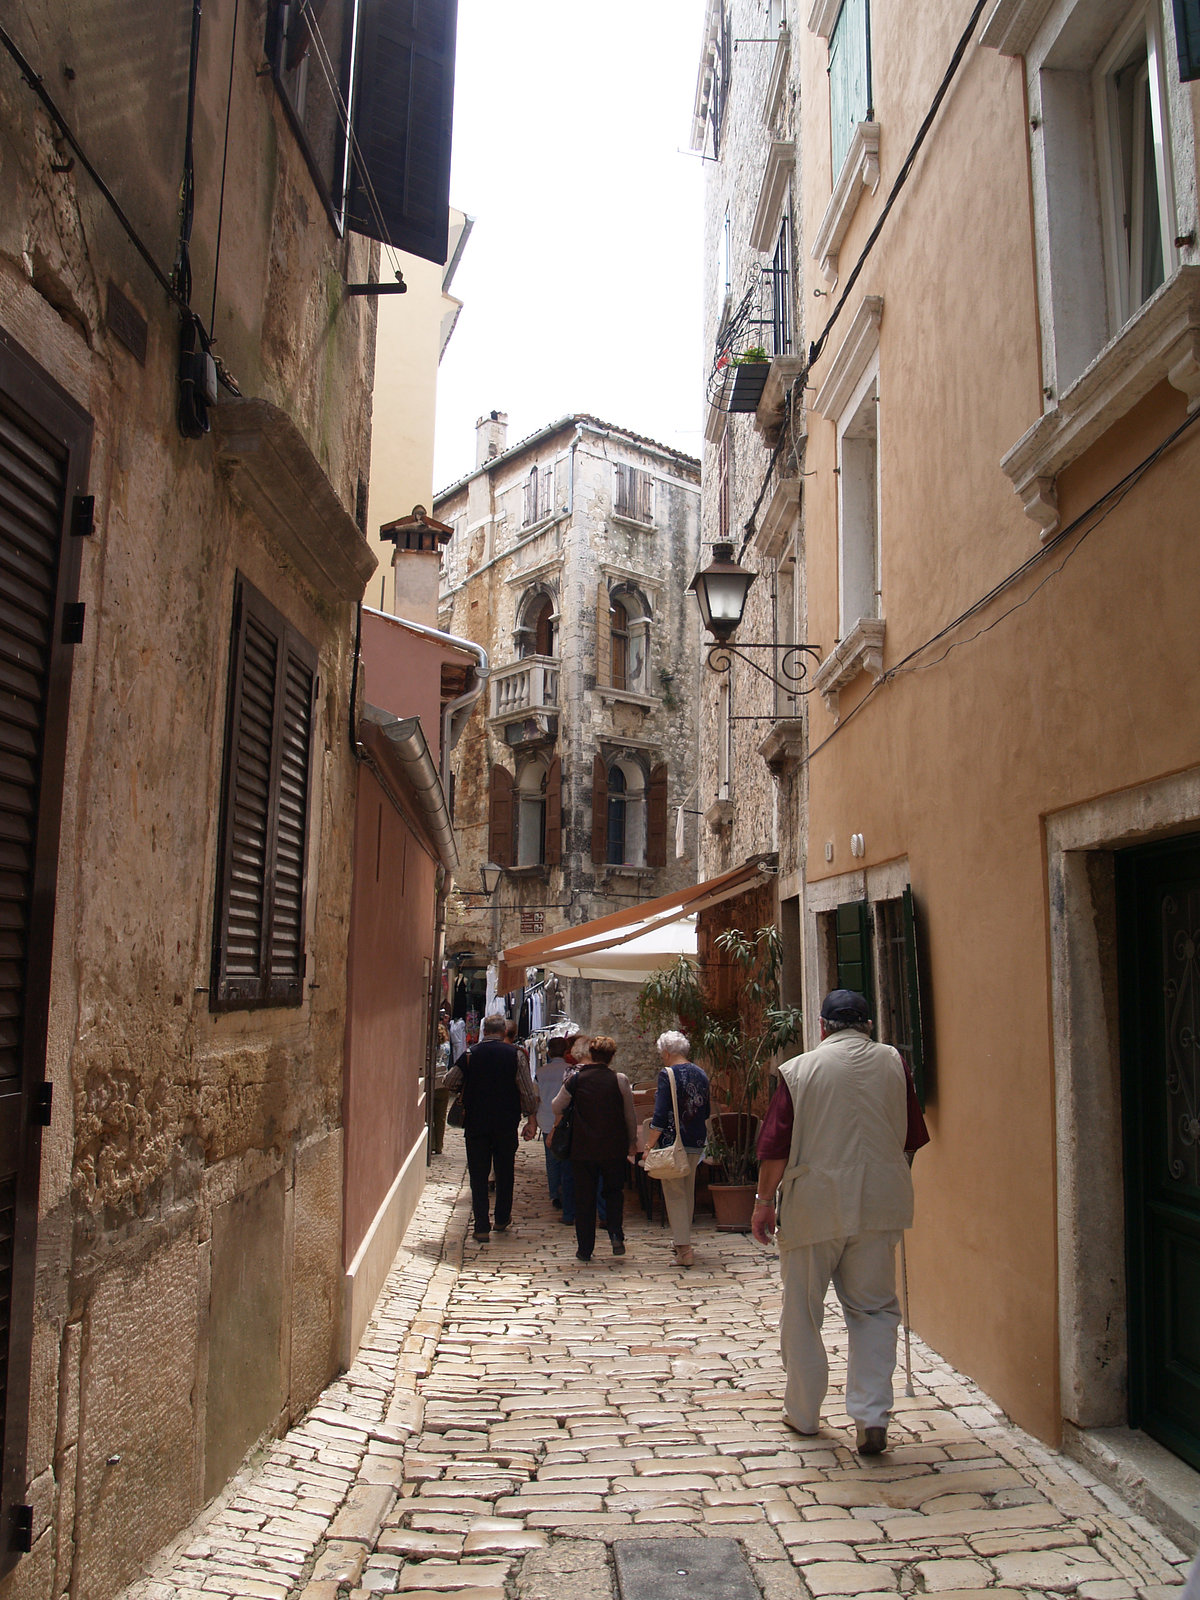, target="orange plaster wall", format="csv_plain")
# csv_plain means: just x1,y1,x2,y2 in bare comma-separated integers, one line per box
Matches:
799,11,1200,1444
